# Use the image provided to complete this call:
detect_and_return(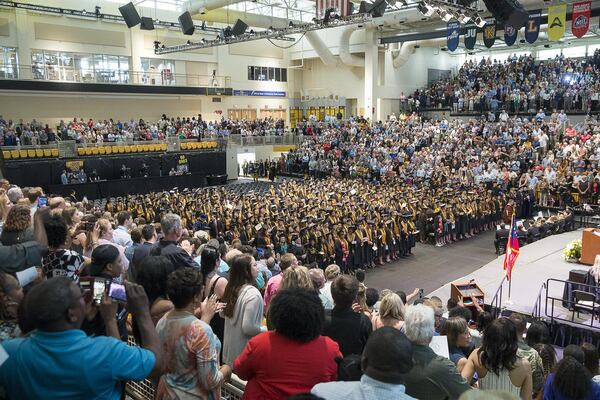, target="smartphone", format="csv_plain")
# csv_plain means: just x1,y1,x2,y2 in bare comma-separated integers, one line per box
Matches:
92,279,106,305
37,196,48,208
418,288,425,300
108,281,127,302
